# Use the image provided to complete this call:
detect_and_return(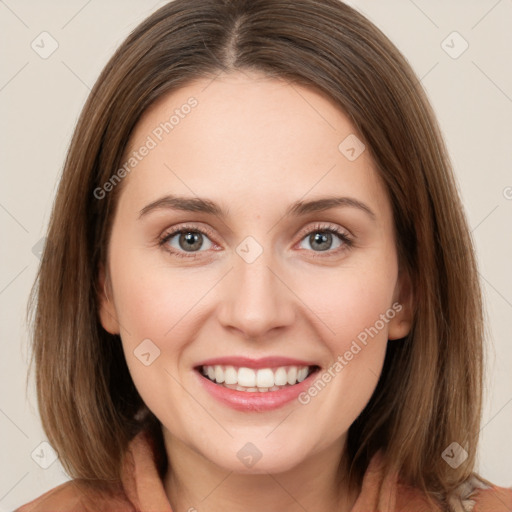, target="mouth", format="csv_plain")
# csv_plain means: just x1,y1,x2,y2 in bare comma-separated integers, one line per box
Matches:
193,356,323,411
195,364,321,393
